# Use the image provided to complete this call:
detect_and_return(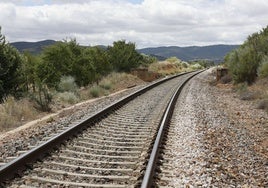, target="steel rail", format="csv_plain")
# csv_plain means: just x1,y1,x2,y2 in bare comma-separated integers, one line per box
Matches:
140,70,203,188
0,71,193,183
